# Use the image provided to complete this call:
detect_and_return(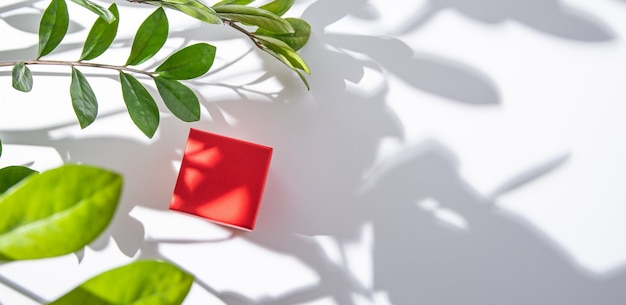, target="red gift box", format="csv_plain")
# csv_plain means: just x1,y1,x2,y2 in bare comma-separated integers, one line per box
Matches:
170,128,273,231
